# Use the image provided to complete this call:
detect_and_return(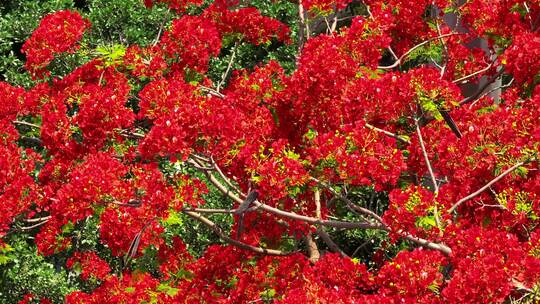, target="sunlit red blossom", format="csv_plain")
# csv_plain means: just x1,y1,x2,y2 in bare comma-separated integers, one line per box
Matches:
301,0,353,14
39,61,134,158
128,163,177,213
307,125,405,191
143,0,203,13
502,31,540,85
65,272,163,303
376,249,446,302
442,227,532,303
383,186,442,240
159,15,221,73
99,206,164,257
0,122,38,236
170,174,208,209
407,93,539,222
367,0,437,53
48,152,132,225
0,82,25,121
459,0,536,38
443,37,493,82
66,251,111,281
123,45,167,79
313,253,372,295
343,16,393,68
205,6,291,45
247,139,310,203
35,219,72,256
277,34,357,140
157,236,193,280
138,77,202,120
21,10,90,78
